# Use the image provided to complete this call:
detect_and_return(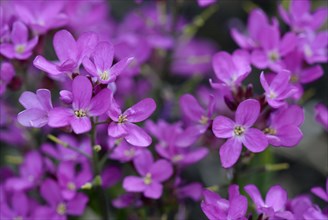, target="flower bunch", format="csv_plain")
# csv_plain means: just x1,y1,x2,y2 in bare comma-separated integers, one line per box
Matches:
0,0,327,219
